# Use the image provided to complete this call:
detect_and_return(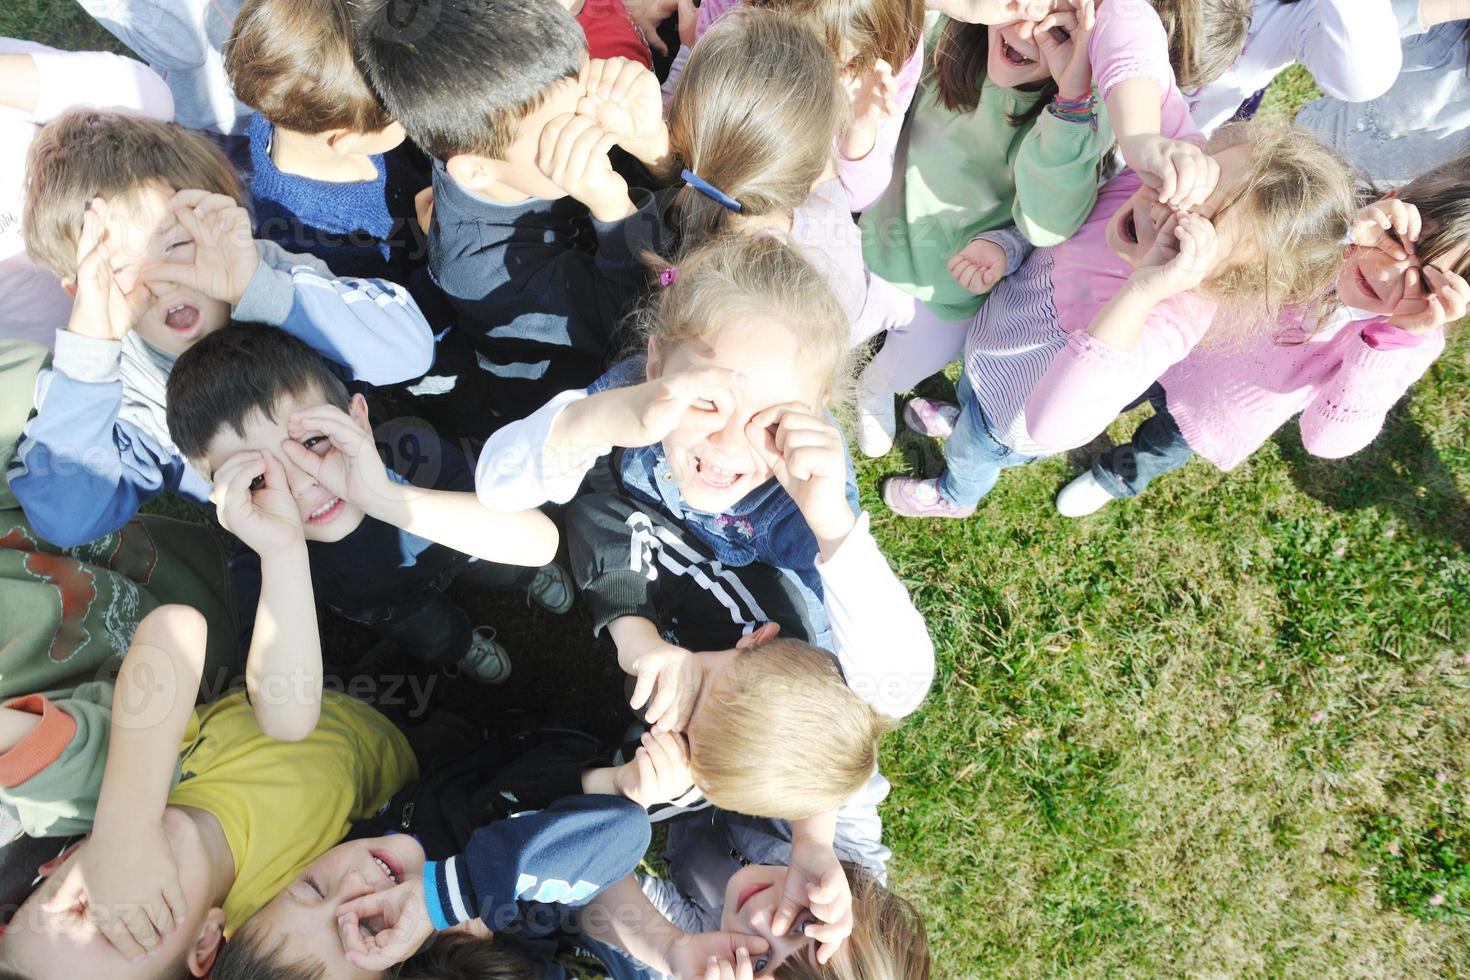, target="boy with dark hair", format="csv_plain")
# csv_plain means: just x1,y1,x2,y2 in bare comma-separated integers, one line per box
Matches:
225,0,430,281
166,326,567,738
354,0,669,424
5,109,437,549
